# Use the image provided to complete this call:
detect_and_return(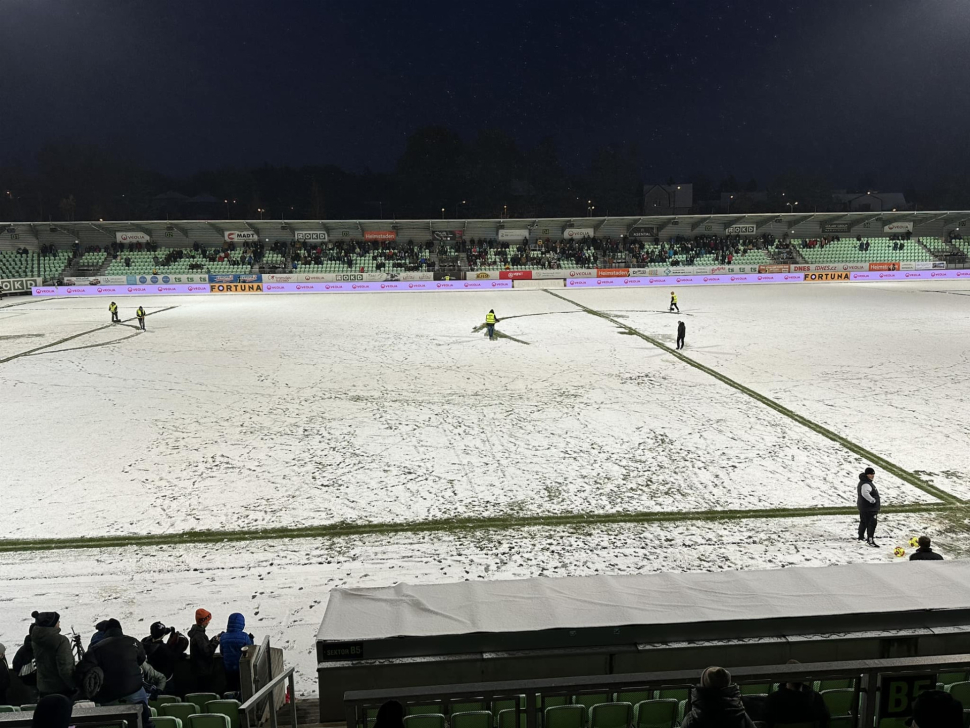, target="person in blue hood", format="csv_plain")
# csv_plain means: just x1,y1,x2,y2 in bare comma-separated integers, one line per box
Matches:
219,613,254,691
